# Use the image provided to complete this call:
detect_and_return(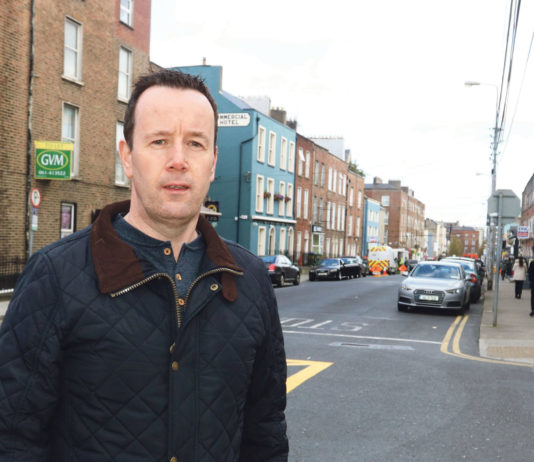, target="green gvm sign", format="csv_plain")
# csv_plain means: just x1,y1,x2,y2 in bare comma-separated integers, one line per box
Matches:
35,141,73,180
